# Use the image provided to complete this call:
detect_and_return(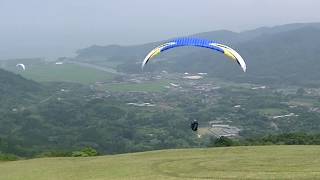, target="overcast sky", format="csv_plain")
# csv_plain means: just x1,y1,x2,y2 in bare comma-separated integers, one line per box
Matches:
0,0,319,59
